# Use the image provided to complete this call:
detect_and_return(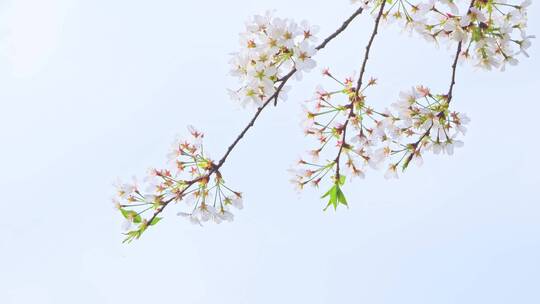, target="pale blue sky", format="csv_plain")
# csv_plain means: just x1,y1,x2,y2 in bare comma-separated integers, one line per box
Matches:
1,0,539,303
